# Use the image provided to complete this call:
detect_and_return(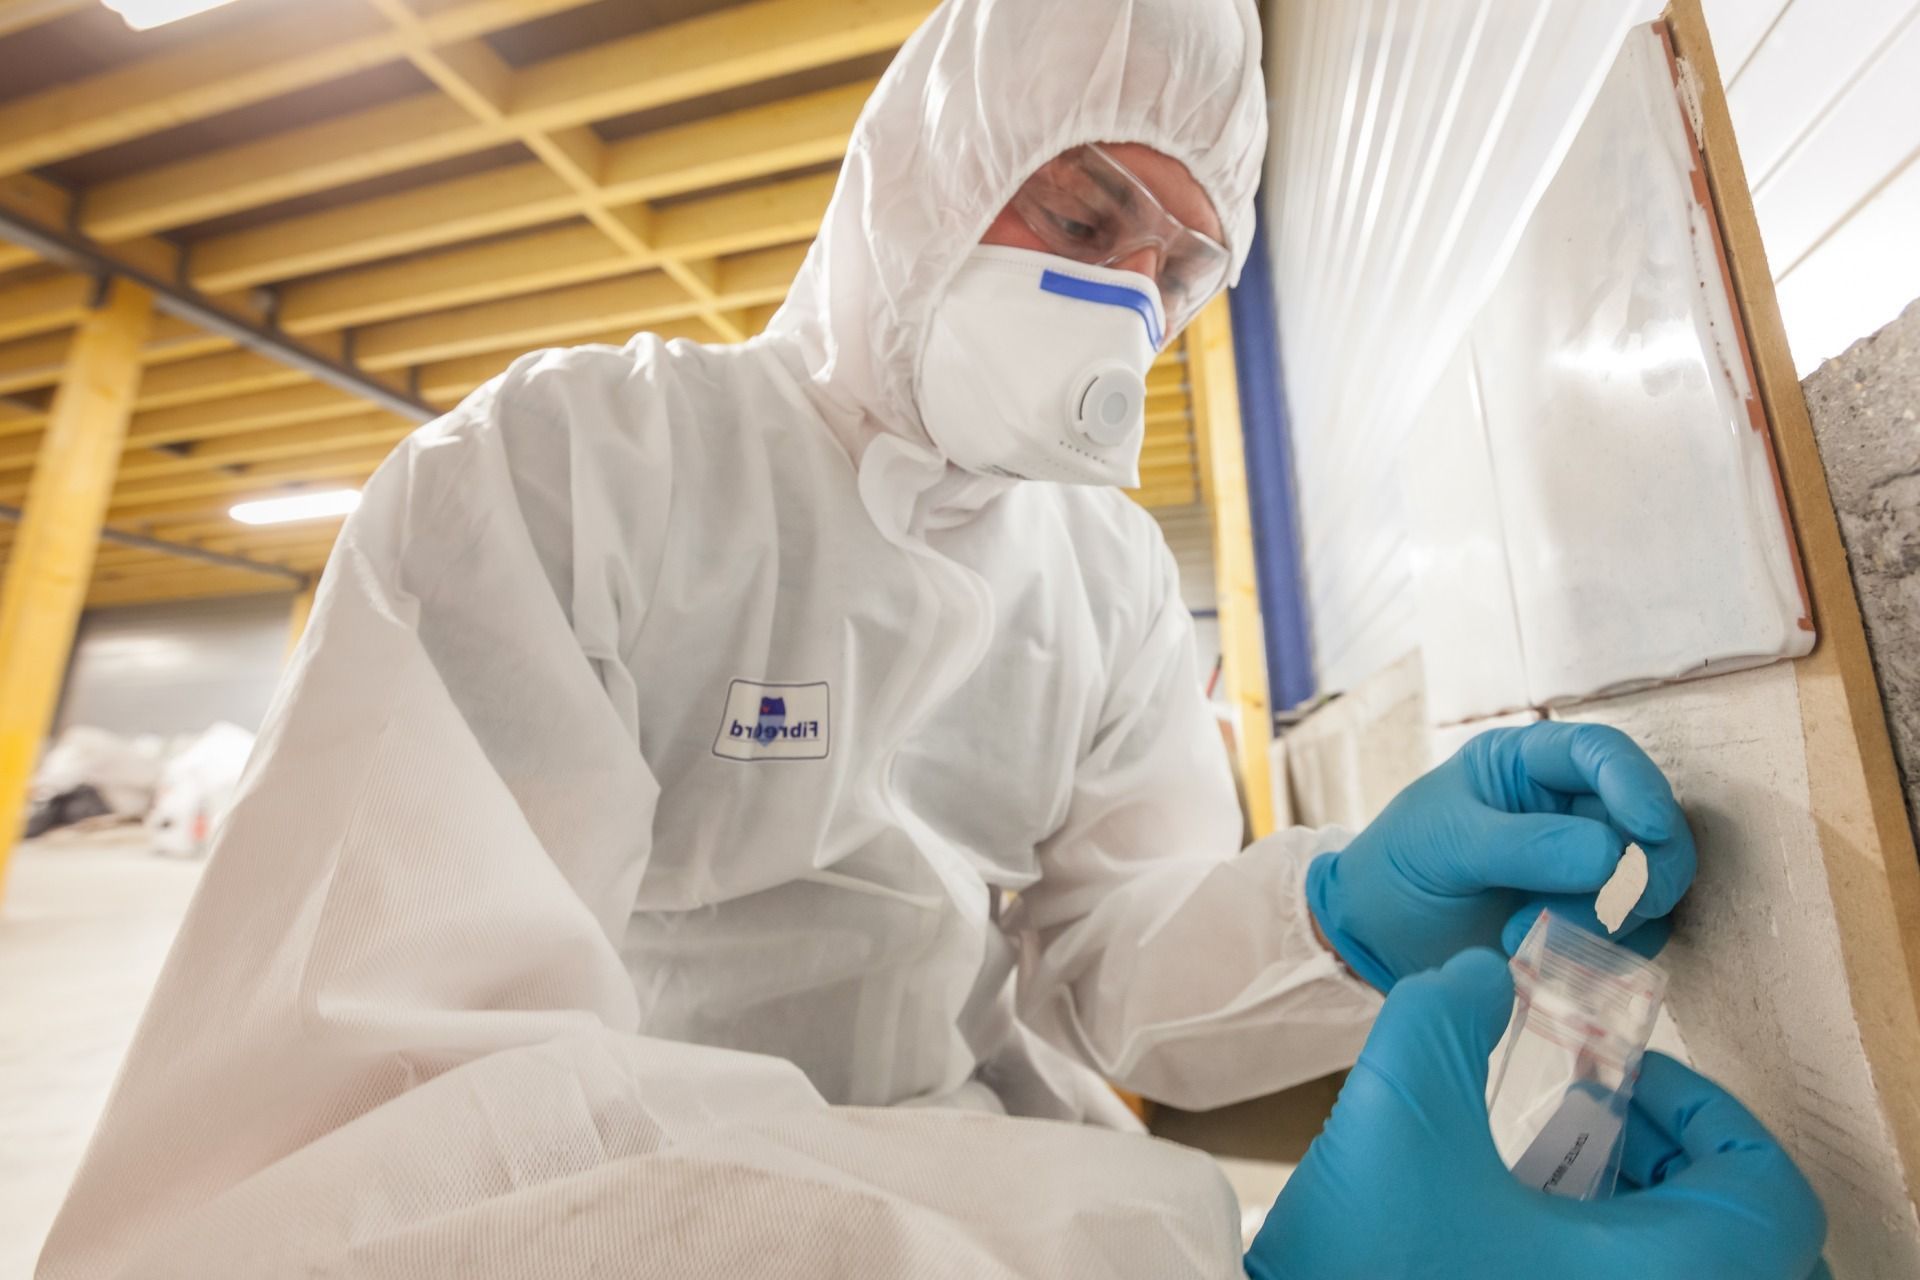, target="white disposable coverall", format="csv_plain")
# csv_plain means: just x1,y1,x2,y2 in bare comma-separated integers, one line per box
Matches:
39,1,1381,1275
